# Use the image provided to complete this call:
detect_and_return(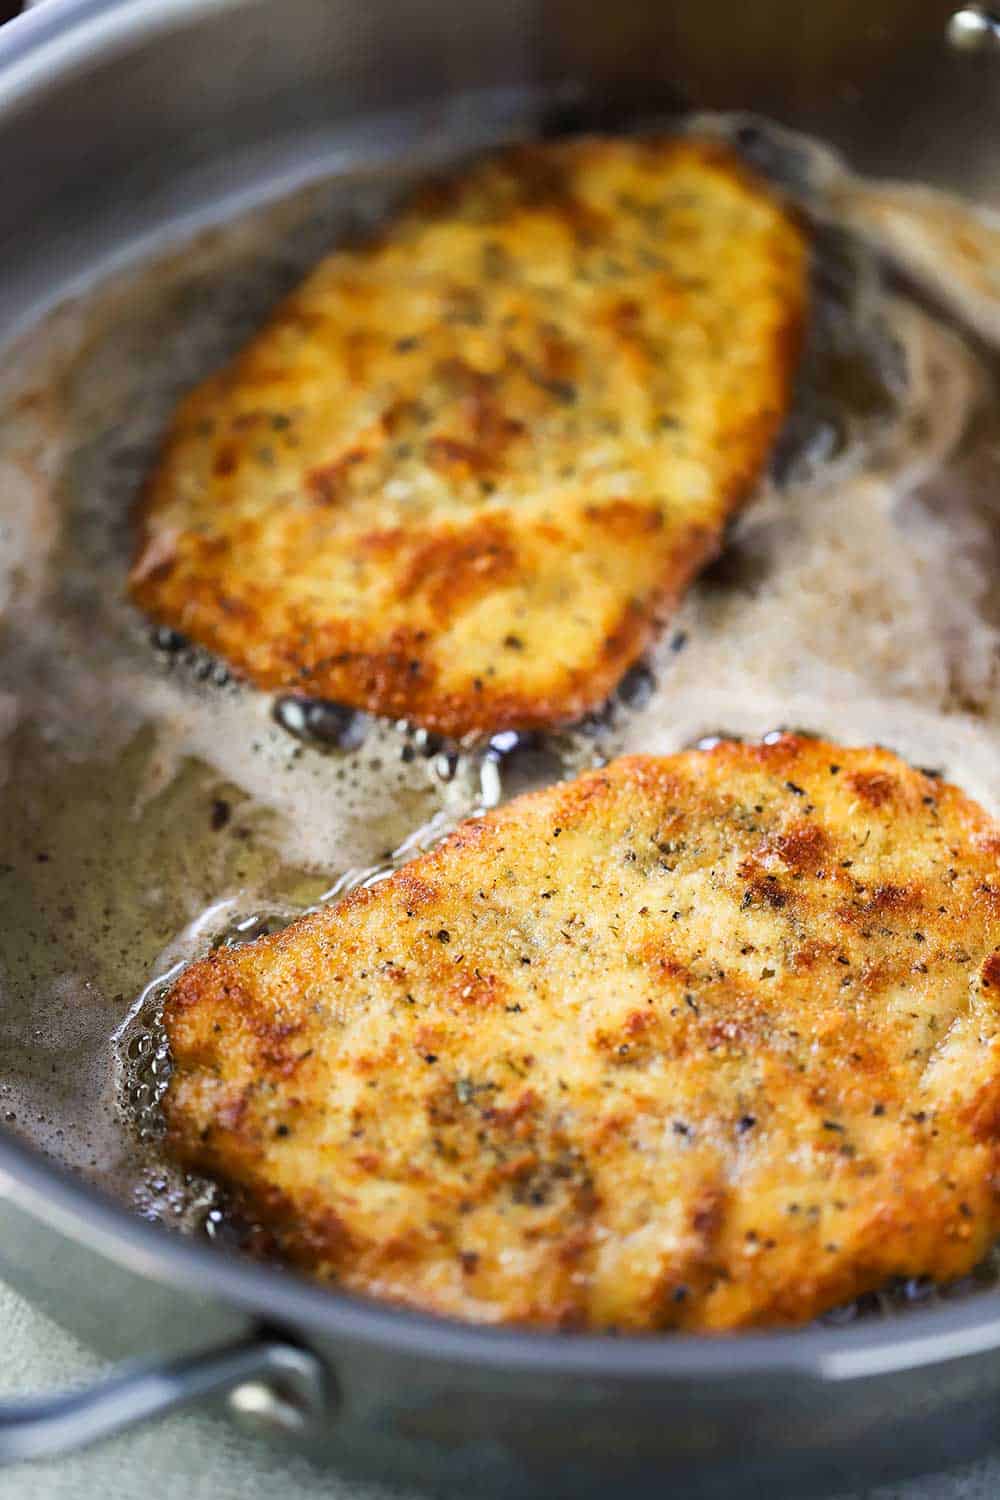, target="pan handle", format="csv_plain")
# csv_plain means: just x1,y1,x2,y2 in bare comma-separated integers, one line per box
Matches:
0,1329,328,1463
